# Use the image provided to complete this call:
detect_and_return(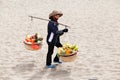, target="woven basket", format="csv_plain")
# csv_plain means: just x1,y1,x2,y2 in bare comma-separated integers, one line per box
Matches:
23,41,42,51
59,52,77,62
